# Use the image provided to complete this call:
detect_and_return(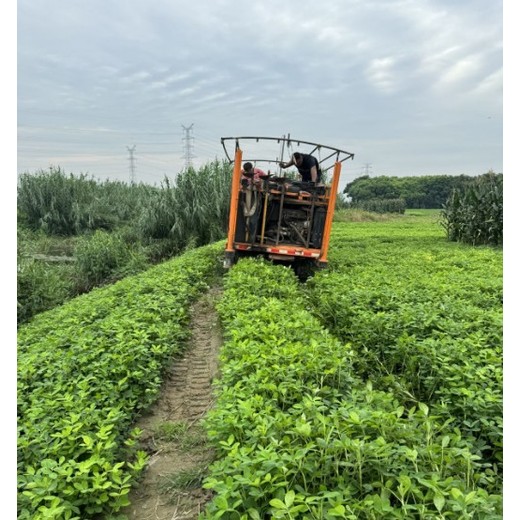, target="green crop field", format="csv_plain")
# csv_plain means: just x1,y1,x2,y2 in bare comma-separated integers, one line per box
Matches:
17,210,503,519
